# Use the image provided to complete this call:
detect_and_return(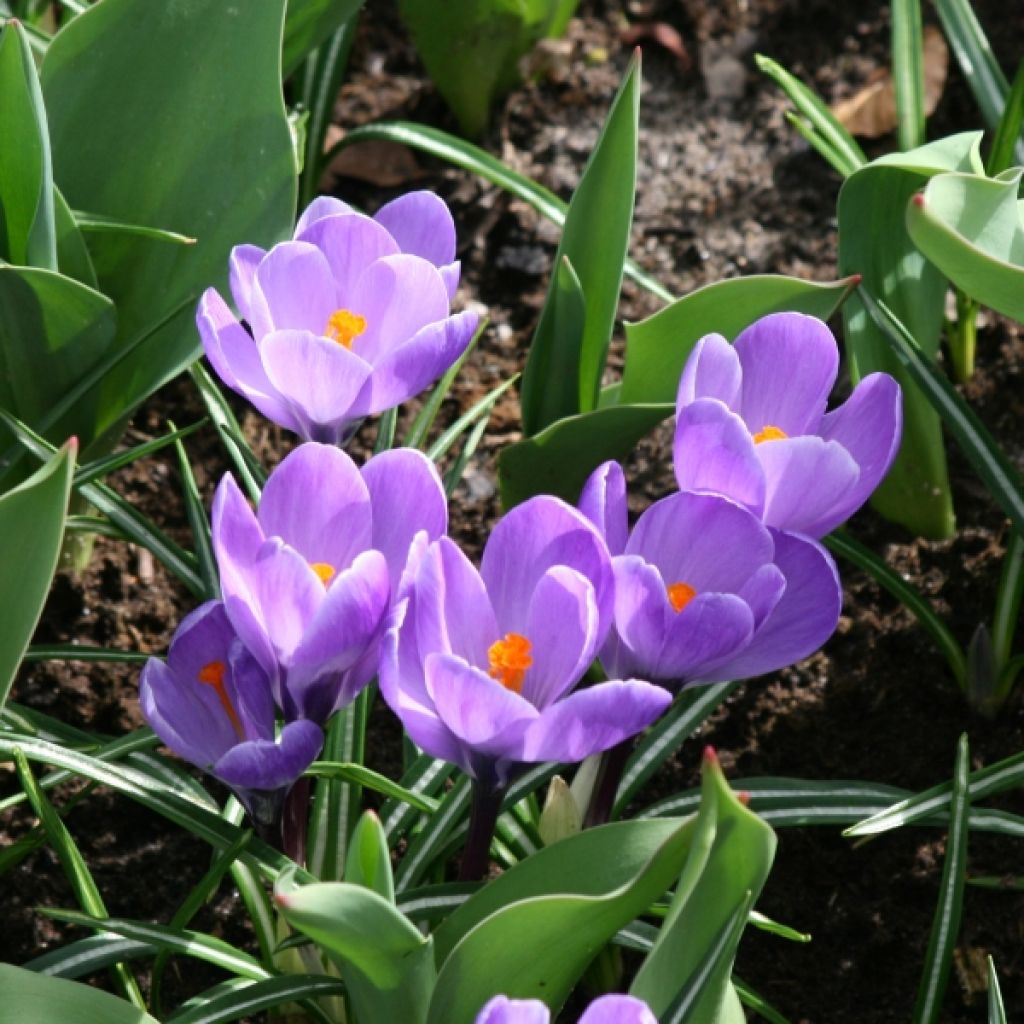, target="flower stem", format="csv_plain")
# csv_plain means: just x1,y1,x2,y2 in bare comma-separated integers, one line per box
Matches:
282,776,311,867
459,780,505,881
949,289,977,383
582,737,634,829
